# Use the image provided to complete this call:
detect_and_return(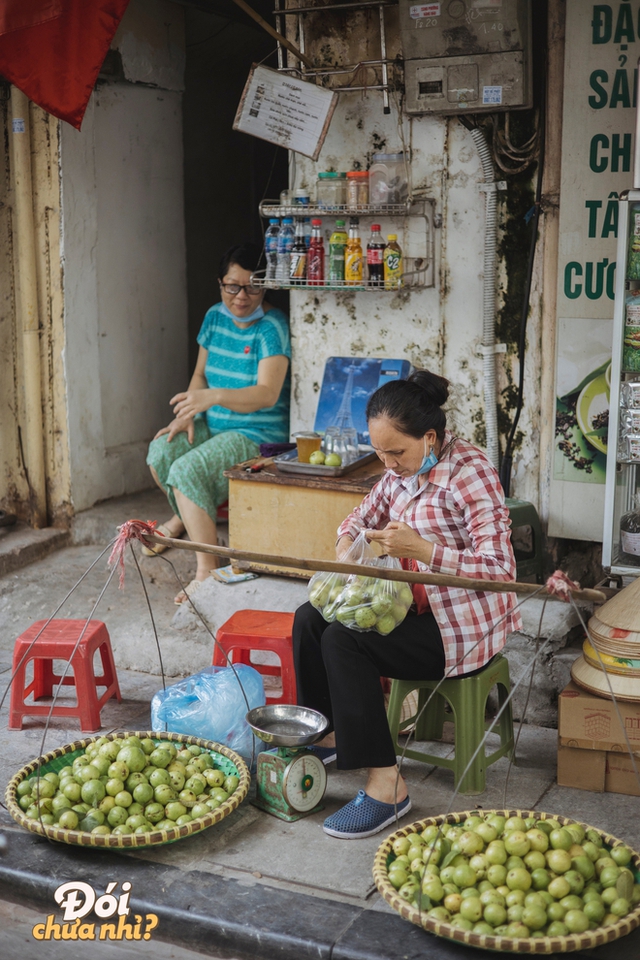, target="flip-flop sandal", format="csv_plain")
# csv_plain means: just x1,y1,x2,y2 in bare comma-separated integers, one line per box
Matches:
174,578,204,606
141,523,174,556
323,790,411,839
0,510,17,527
